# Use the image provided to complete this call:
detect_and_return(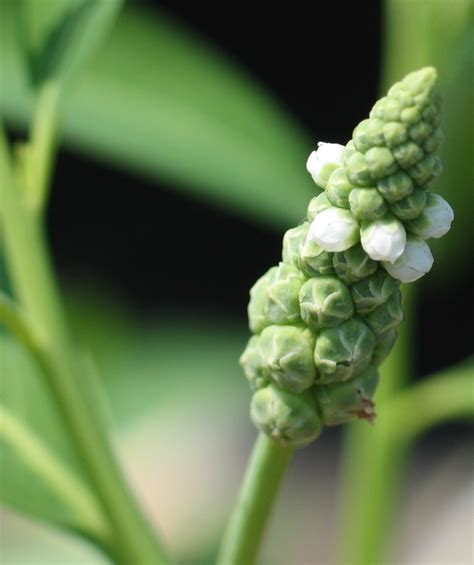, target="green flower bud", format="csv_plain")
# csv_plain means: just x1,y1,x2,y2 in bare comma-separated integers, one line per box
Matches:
410,155,442,189
376,170,414,203
371,329,397,367
383,121,408,148
351,270,399,315
326,167,353,208
387,82,413,107
370,96,401,122
299,237,335,277
240,336,267,390
343,140,357,162
281,222,309,268
299,276,354,330
314,317,375,383
393,141,424,170
408,120,433,144
349,187,388,221
402,66,437,96
423,127,443,153
399,105,421,124
333,244,378,285
389,189,427,221
250,385,322,448
345,151,372,186
408,154,441,187
282,223,308,267
353,119,385,152
422,102,440,124
307,193,331,222
365,147,398,180
364,290,403,336
258,325,316,393
282,222,334,277
315,365,379,426
248,263,304,333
